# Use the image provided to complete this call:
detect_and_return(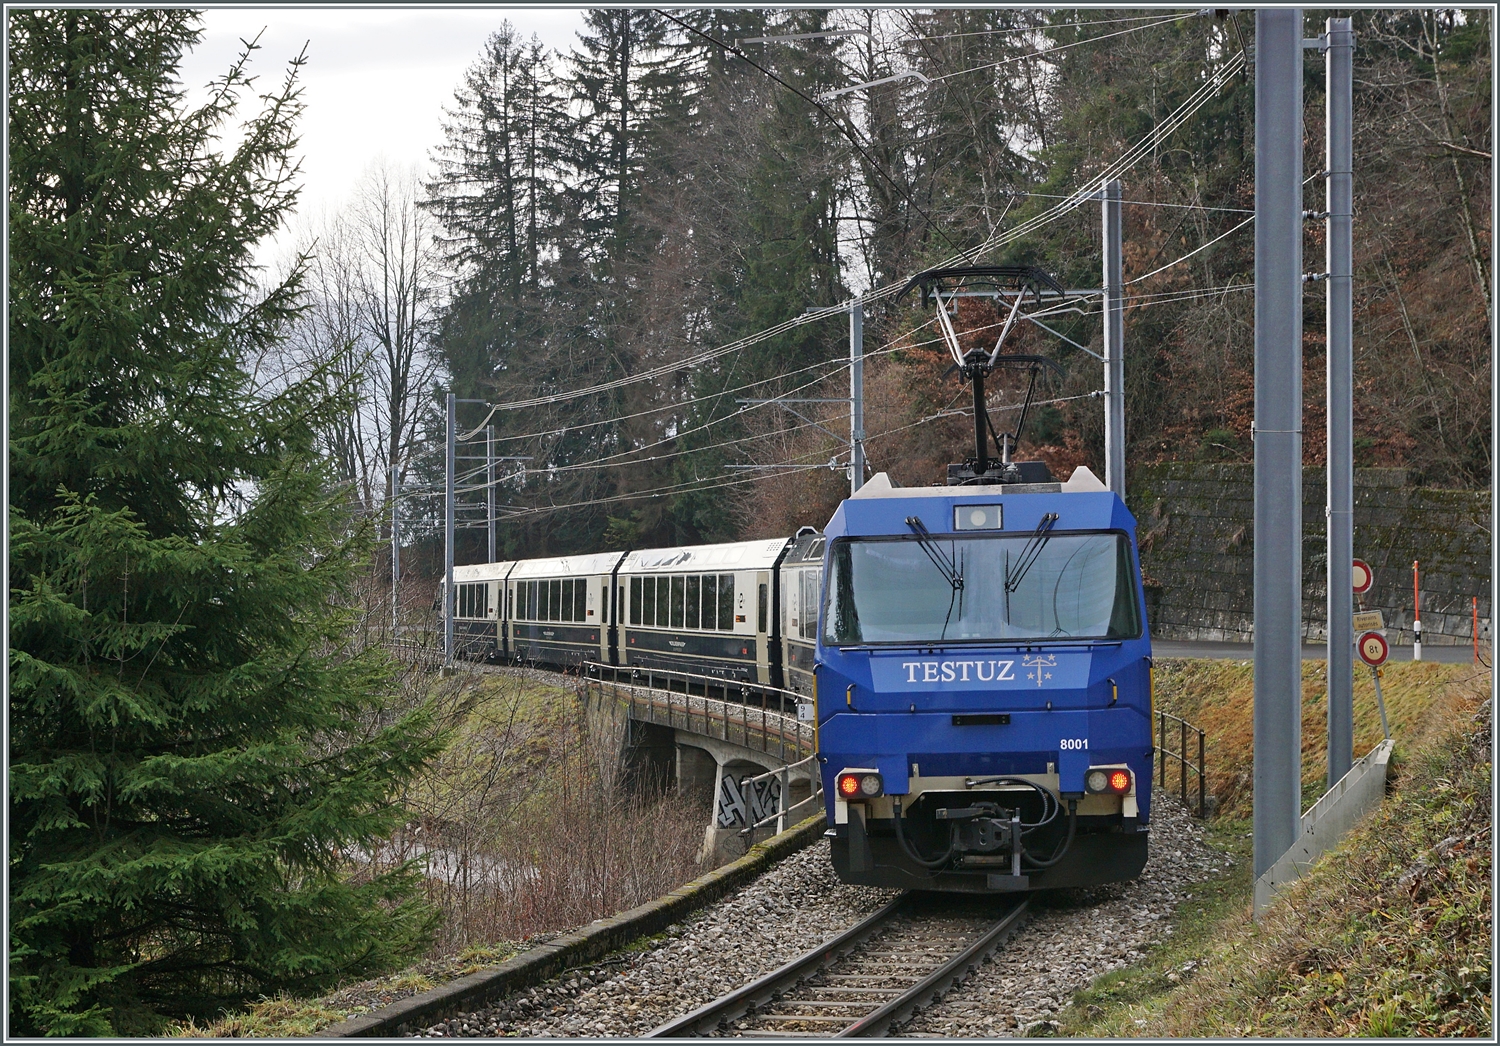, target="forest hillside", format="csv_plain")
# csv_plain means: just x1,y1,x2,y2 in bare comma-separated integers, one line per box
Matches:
275,9,1491,562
